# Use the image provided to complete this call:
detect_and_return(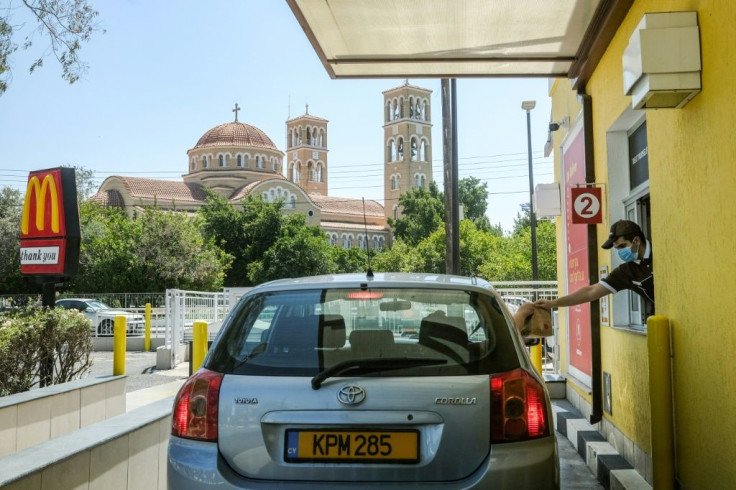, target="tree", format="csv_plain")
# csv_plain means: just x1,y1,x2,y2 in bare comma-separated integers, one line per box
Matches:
388,181,445,246
68,202,229,292
199,192,284,286
458,177,488,222
0,186,33,293
70,164,97,204
0,0,104,95
332,246,370,274
477,209,557,282
247,214,336,284
371,239,423,273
